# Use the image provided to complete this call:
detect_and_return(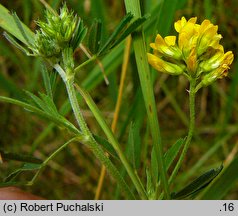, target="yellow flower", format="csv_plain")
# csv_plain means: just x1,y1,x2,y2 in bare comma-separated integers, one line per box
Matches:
174,17,197,33
200,50,234,86
175,17,199,58
201,64,232,87
187,47,198,75
147,16,234,88
147,53,185,75
196,20,222,56
200,50,234,72
150,35,182,59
